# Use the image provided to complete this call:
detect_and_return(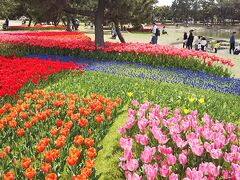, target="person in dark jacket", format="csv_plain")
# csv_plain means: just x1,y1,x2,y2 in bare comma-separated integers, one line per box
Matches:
230,32,236,54
187,31,194,50
183,32,188,48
